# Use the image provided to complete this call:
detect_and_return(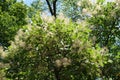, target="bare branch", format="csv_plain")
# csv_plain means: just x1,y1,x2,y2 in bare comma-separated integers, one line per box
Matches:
53,0,57,18
46,0,54,15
